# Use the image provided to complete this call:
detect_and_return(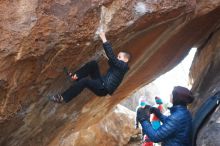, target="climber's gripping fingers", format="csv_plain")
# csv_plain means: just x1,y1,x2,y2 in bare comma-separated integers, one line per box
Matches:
99,31,107,43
